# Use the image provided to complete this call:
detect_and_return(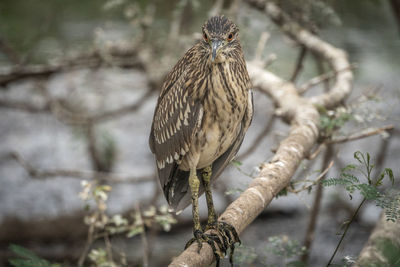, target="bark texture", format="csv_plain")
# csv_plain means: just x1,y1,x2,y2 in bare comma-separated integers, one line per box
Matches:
354,212,400,267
